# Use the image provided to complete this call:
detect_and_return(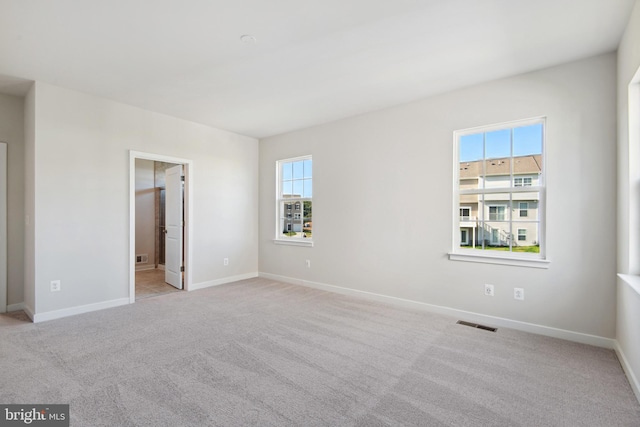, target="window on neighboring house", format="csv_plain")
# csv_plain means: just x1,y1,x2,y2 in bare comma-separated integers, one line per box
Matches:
518,229,527,241
489,206,506,221
276,156,313,245
451,117,546,265
460,207,471,220
514,177,532,187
